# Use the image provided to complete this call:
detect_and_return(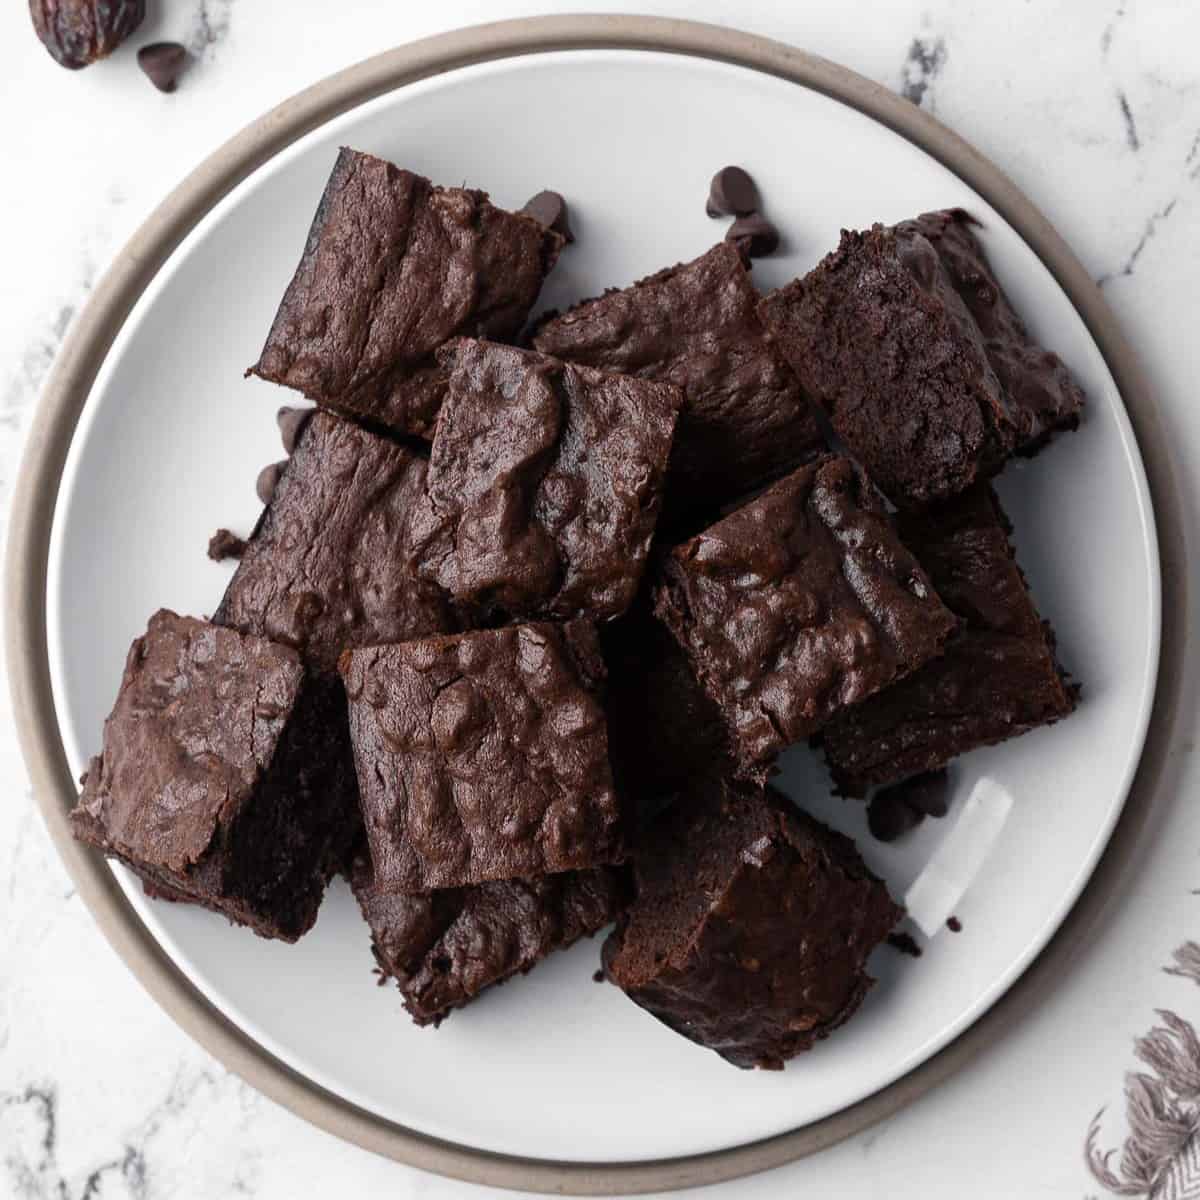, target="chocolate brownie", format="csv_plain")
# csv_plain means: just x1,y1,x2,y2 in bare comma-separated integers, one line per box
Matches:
602,784,900,1069
409,339,682,622
654,455,958,776
758,208,1085,509
533,242,824,520
340,621,624,891
214,409,455,677
822,485,1077,794
600,601,732,809
250,148,564,436
351,855,627,1026
69,612,358,941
